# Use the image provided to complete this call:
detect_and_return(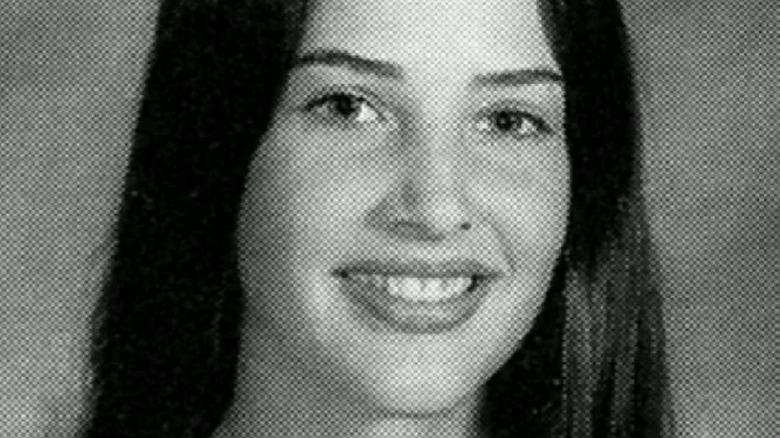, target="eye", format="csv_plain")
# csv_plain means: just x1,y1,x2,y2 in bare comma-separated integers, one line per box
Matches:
305,92,382,125
476,109,550,140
